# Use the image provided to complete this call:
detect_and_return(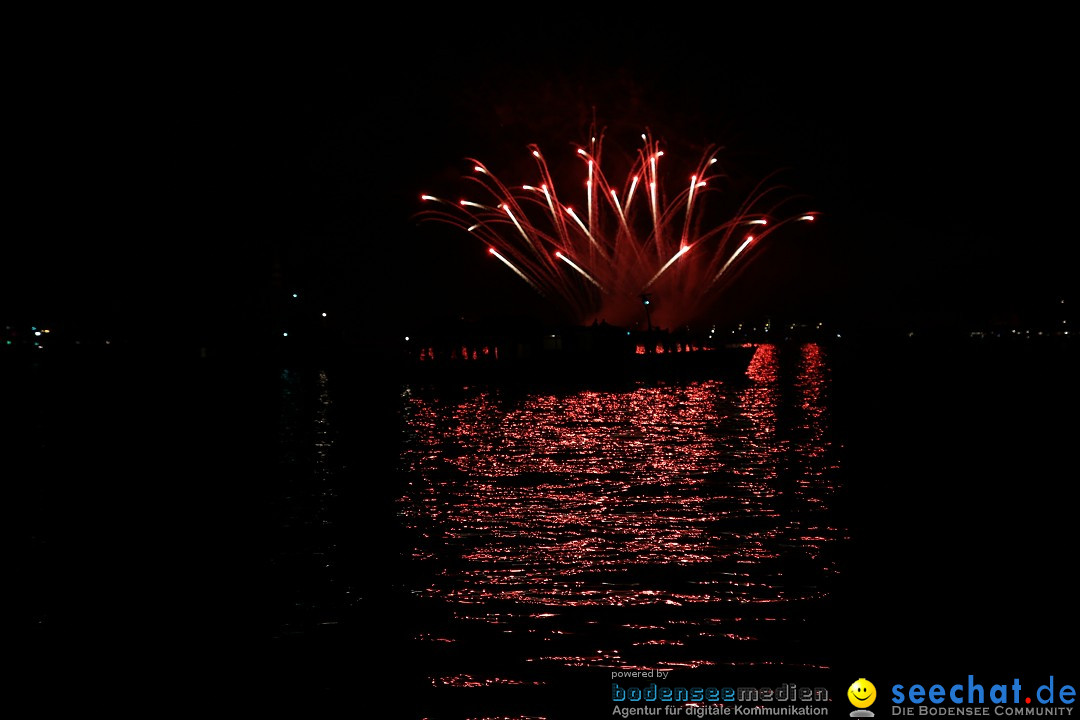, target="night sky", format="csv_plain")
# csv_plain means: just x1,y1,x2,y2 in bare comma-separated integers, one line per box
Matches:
5,15,1074,349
